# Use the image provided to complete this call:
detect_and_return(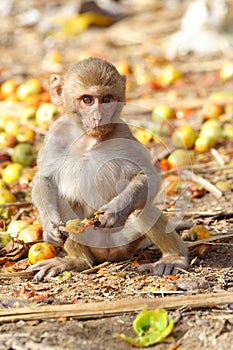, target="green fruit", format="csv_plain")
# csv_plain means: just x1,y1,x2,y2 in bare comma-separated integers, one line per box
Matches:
0,233,12,248
222,125,233,139
200,120,222,142
12,143,35,166
7,220,30,238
